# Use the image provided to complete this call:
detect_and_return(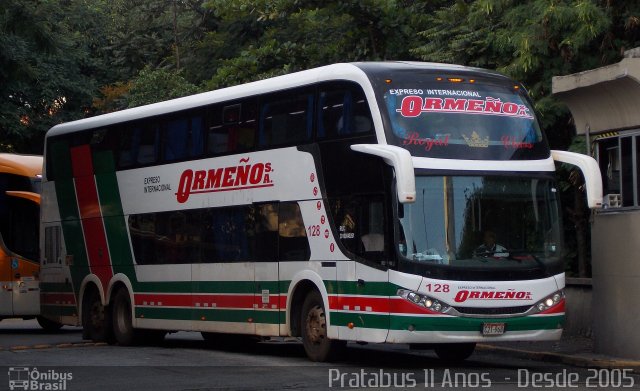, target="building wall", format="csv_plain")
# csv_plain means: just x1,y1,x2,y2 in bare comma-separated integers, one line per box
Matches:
591,210,640,359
